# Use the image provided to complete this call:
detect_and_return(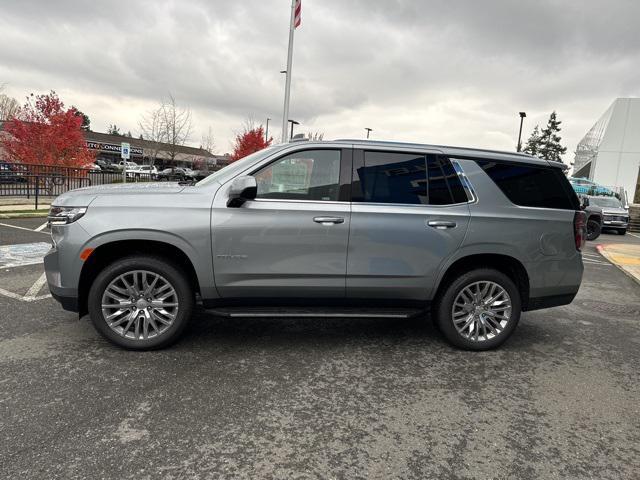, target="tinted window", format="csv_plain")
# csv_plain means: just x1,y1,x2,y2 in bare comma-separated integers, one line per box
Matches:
429,156,468,204
476,160,579,210
254,149,341,201
352,151,468,205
